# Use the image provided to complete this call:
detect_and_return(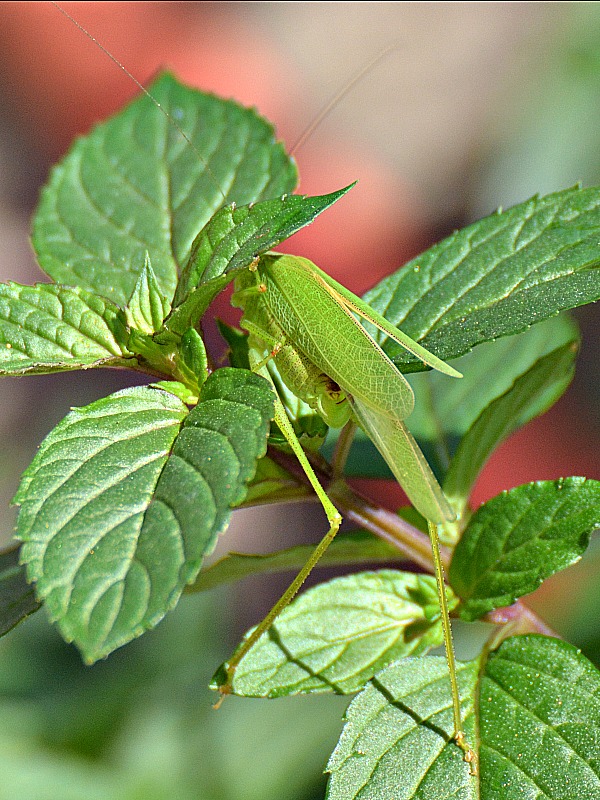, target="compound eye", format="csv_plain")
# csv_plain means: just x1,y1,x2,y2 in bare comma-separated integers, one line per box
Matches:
325,378,342,396
316,375,351,428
